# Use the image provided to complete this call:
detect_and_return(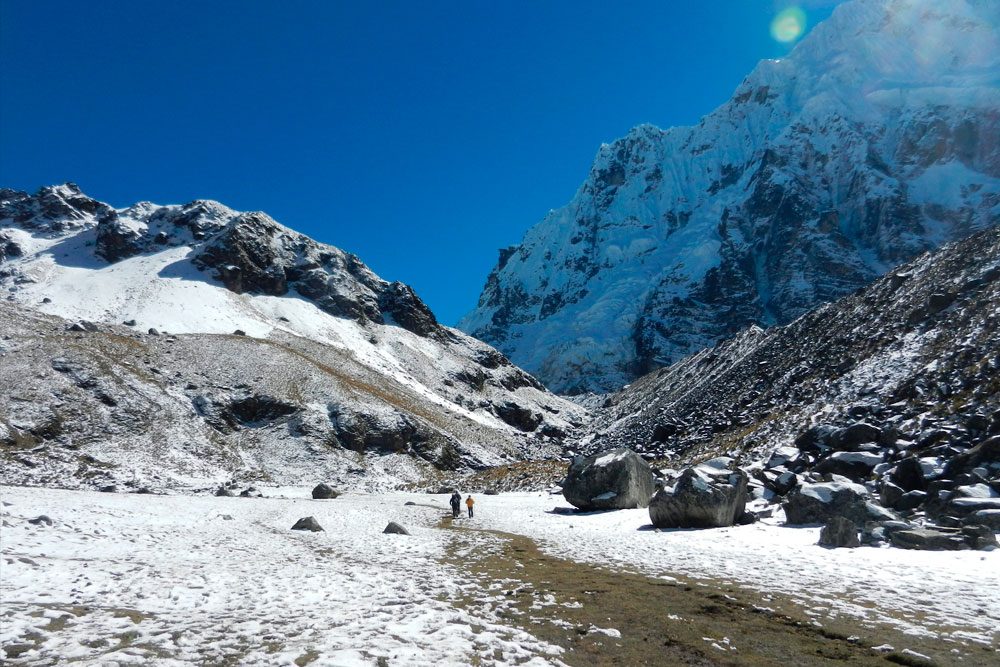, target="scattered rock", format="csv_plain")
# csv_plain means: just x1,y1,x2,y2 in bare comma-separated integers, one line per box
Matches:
148,328,160,336
291,516,324,532
562,448,656,510
383,521,410,535
215,486,235,497
818,516,860,548
312,483,340,499
28,515,53,526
